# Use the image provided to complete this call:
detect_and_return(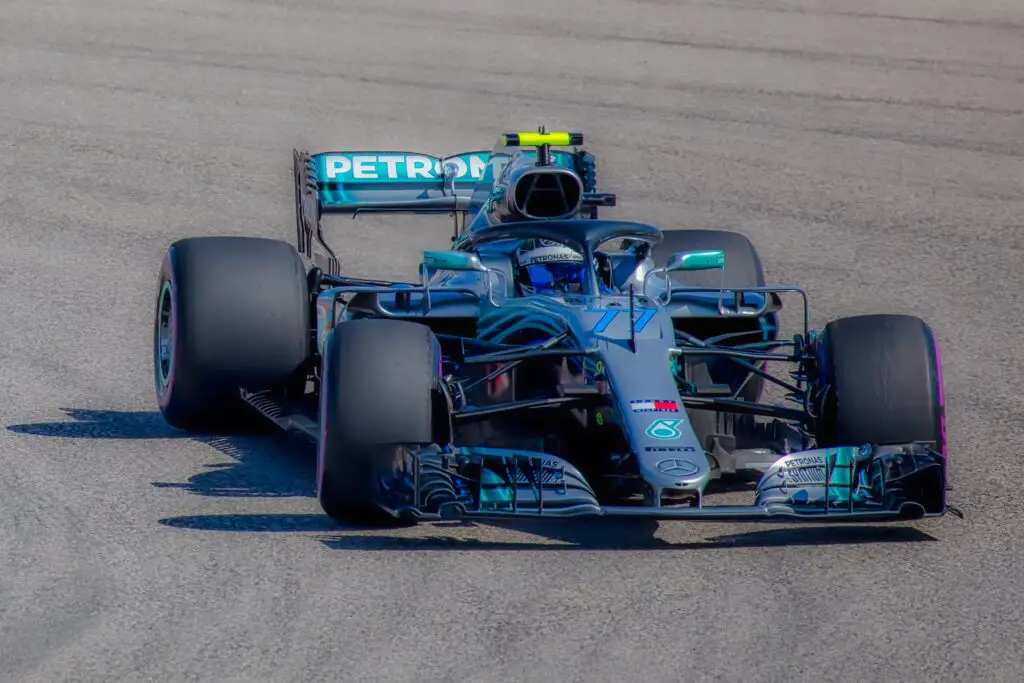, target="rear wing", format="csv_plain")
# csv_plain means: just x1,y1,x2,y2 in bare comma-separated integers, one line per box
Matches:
294,148,534,274
311,150,495,213
302,148,584,211
293,132,609,275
